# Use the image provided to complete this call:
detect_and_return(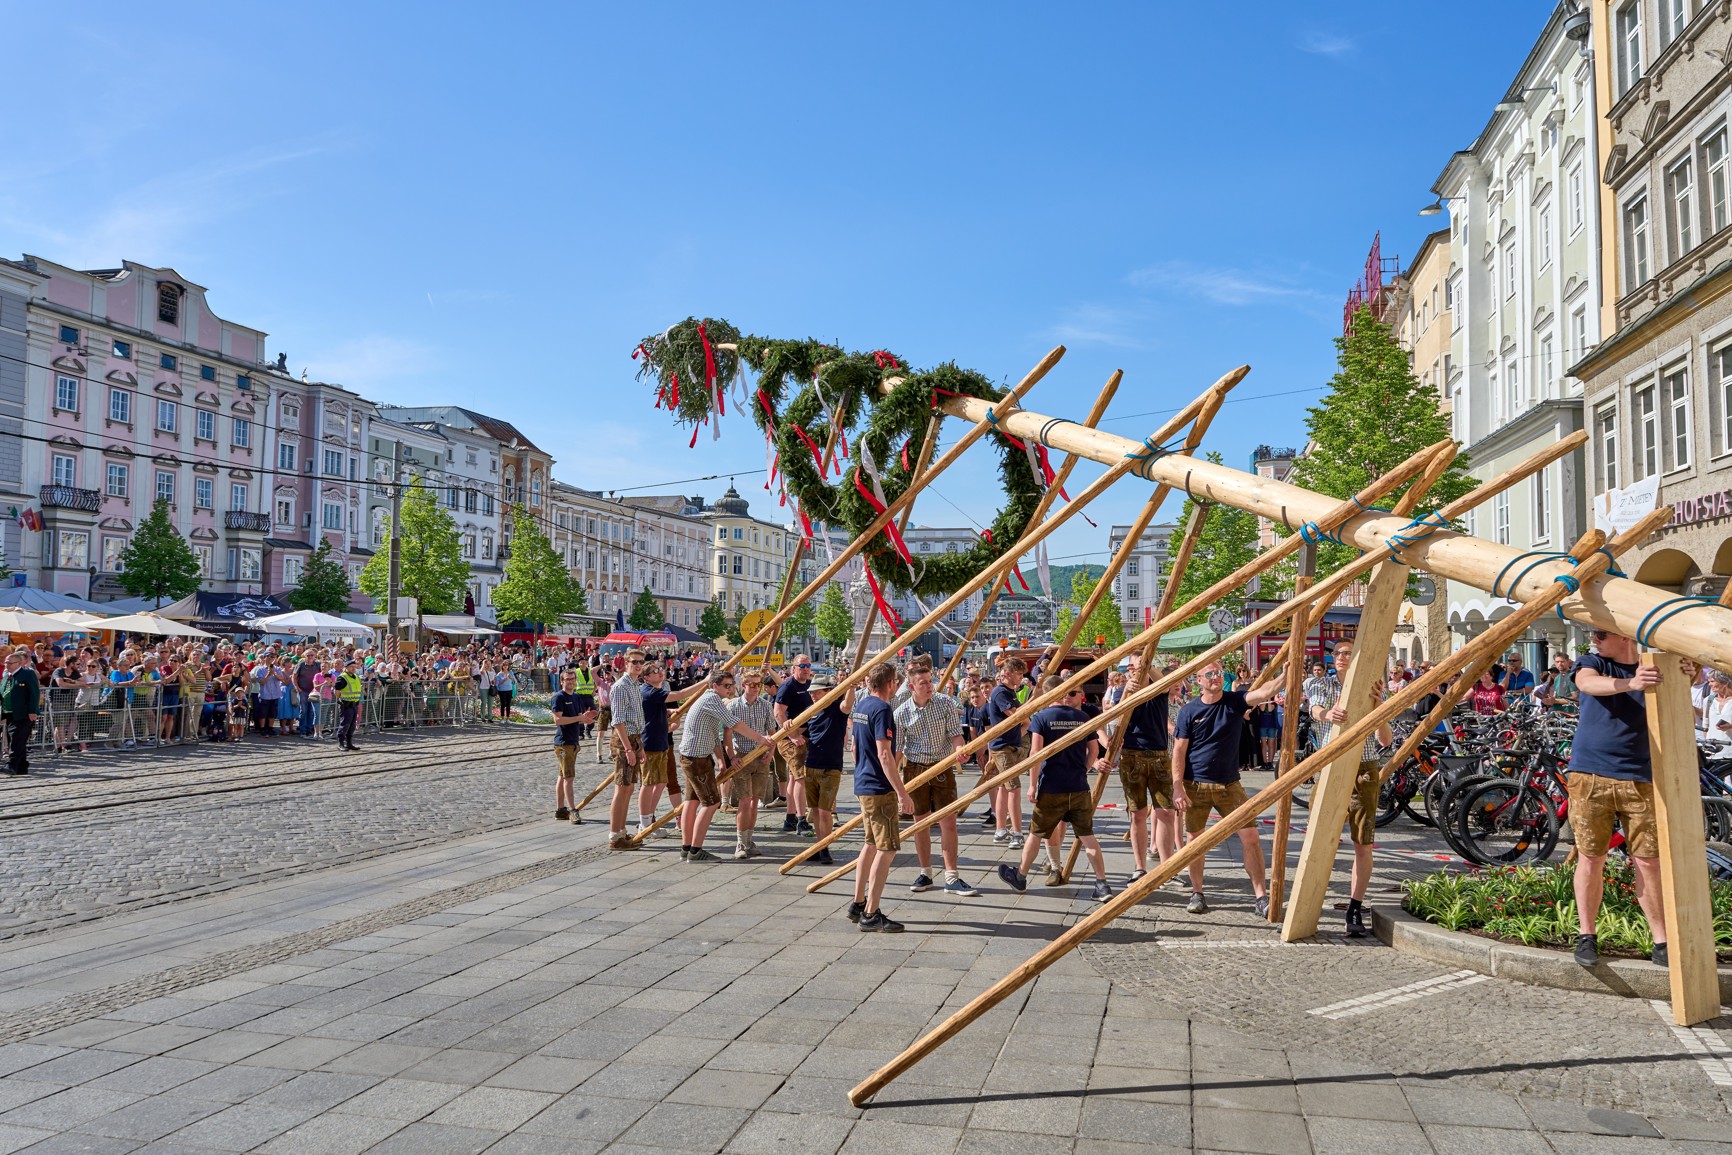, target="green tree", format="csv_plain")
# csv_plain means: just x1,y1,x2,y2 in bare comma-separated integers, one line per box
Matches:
286,537,352,614
725,608,747,647
628,586,663,630
815,582,854,650
357,479,470,615
697,596,729,645
490,505,587,640
1053,570,1126,650
117,498,203,607
1171,455,1263,627
783,583,817,647
1279,304,1473,588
